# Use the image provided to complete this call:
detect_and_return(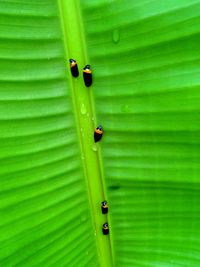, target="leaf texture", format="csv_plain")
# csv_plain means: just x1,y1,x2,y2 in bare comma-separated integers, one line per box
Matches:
80,0,200,266
1,0,200,266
